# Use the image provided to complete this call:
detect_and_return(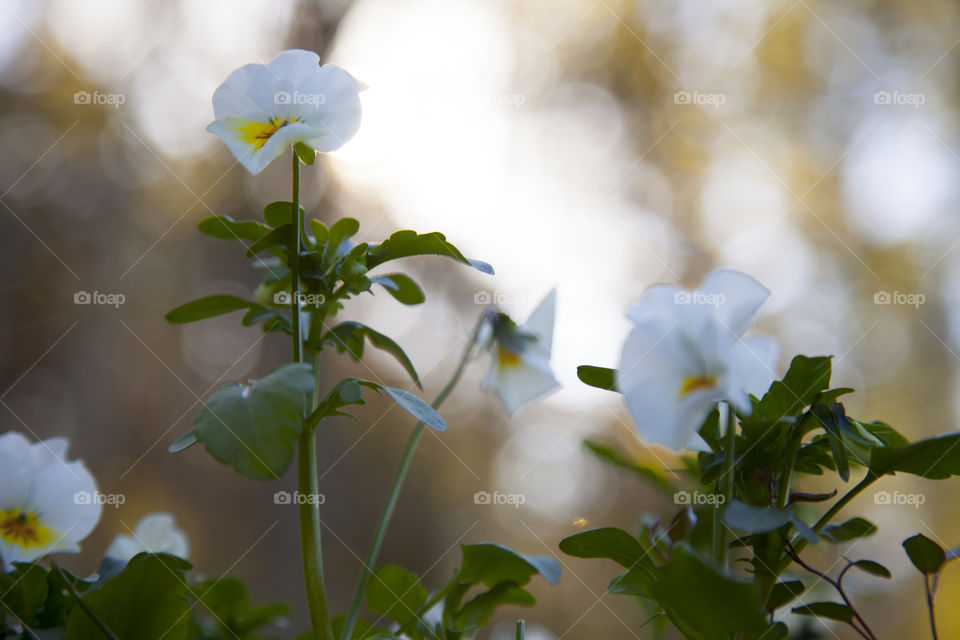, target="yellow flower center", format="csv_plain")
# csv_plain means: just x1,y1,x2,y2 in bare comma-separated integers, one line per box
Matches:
679,376,716,396
498,346,521,368
238,116,298,151
0,509,55,549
